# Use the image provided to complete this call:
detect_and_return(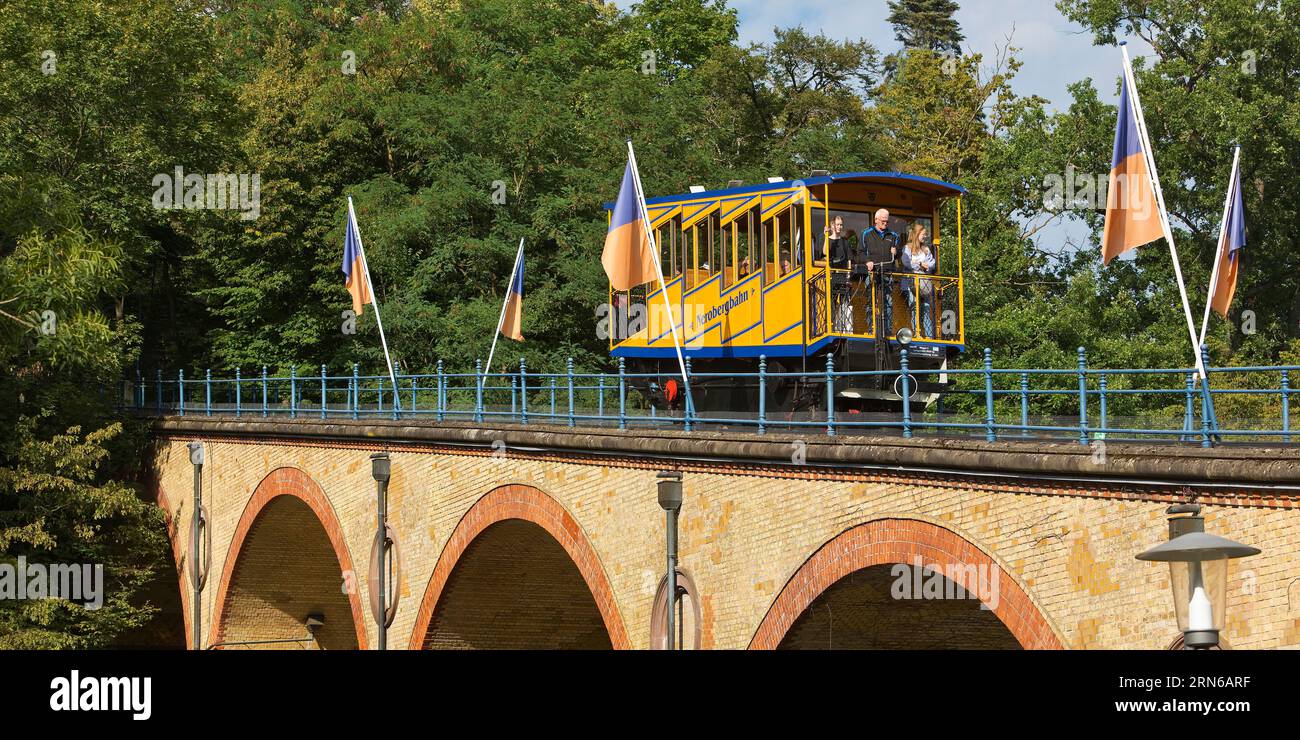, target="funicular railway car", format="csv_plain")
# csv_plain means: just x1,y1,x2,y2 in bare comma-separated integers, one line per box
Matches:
605,172,967,414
